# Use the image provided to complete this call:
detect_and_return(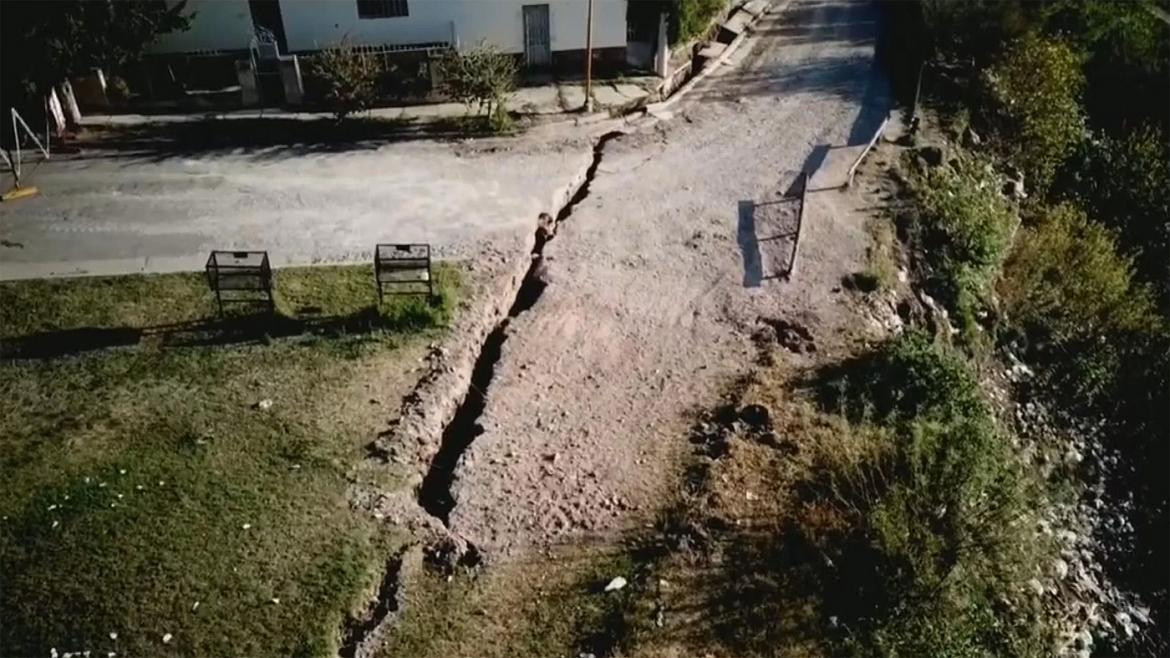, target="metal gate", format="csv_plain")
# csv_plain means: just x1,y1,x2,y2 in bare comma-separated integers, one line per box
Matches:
522,4,551,69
